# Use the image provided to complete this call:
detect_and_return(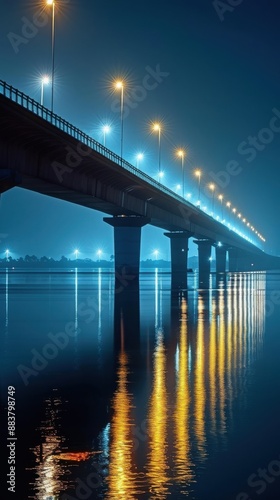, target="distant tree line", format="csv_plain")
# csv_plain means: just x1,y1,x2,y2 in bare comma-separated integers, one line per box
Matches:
0,255,173,269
